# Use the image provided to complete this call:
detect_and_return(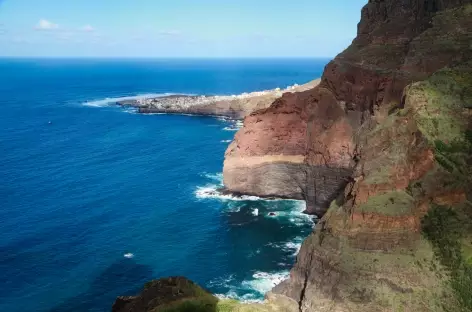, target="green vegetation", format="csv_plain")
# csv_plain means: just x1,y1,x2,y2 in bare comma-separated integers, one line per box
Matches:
149,280,218,312
422,203,472,312
157,296,218,312
433,138,472,182
330,233,447,312
407,62,472,142
216,300,242,312
405,181,425,198
341,43,407,69
358,191,414,216
361,112,414,186
363,165,392,186
404,62,472,192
